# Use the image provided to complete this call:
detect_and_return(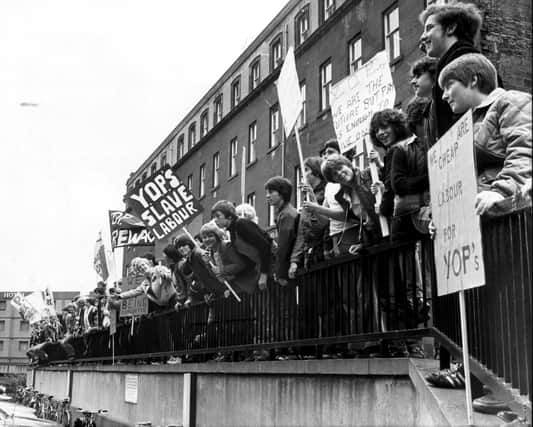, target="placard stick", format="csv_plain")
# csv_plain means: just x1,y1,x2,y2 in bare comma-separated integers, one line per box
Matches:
112,335,115,366
182,227,242,303
294,127,314,202
363,137,390,237
459,289,474,425
241,145,246,204
130,315,134,336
